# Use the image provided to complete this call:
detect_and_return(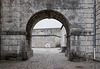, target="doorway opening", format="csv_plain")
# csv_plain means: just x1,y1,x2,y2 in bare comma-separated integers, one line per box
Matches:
32,18,62,48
